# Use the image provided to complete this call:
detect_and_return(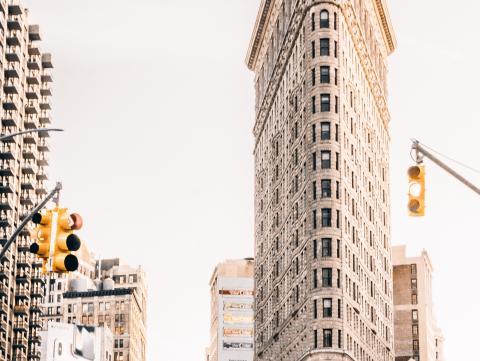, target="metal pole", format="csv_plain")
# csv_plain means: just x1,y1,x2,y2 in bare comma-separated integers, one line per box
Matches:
412,140,480,196
0,182,62,260
0,128,63,142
